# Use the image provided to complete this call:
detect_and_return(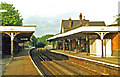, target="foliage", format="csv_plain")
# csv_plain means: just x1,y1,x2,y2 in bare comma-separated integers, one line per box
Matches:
37,34,54,45
30,34,54,48
24,41,31,46
115,14,120,24
35,42,46,48
30,35,37,46
0,2,23,26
